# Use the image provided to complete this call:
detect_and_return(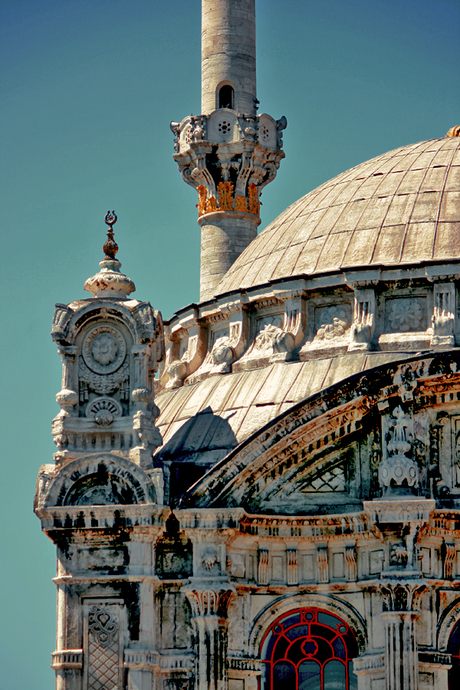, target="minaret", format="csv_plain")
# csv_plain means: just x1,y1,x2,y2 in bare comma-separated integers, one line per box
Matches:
171,0,286,302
